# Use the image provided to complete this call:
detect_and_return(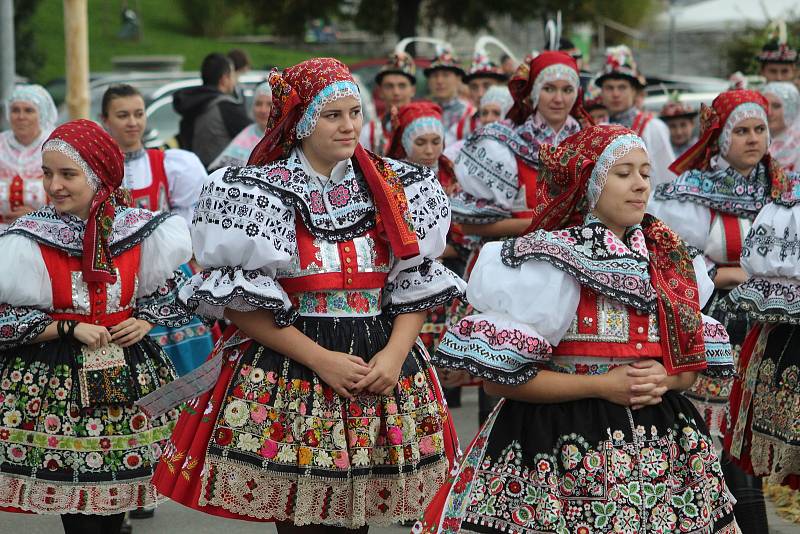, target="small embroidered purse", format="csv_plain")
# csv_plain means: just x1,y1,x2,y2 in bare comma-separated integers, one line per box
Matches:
78,343,136,408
